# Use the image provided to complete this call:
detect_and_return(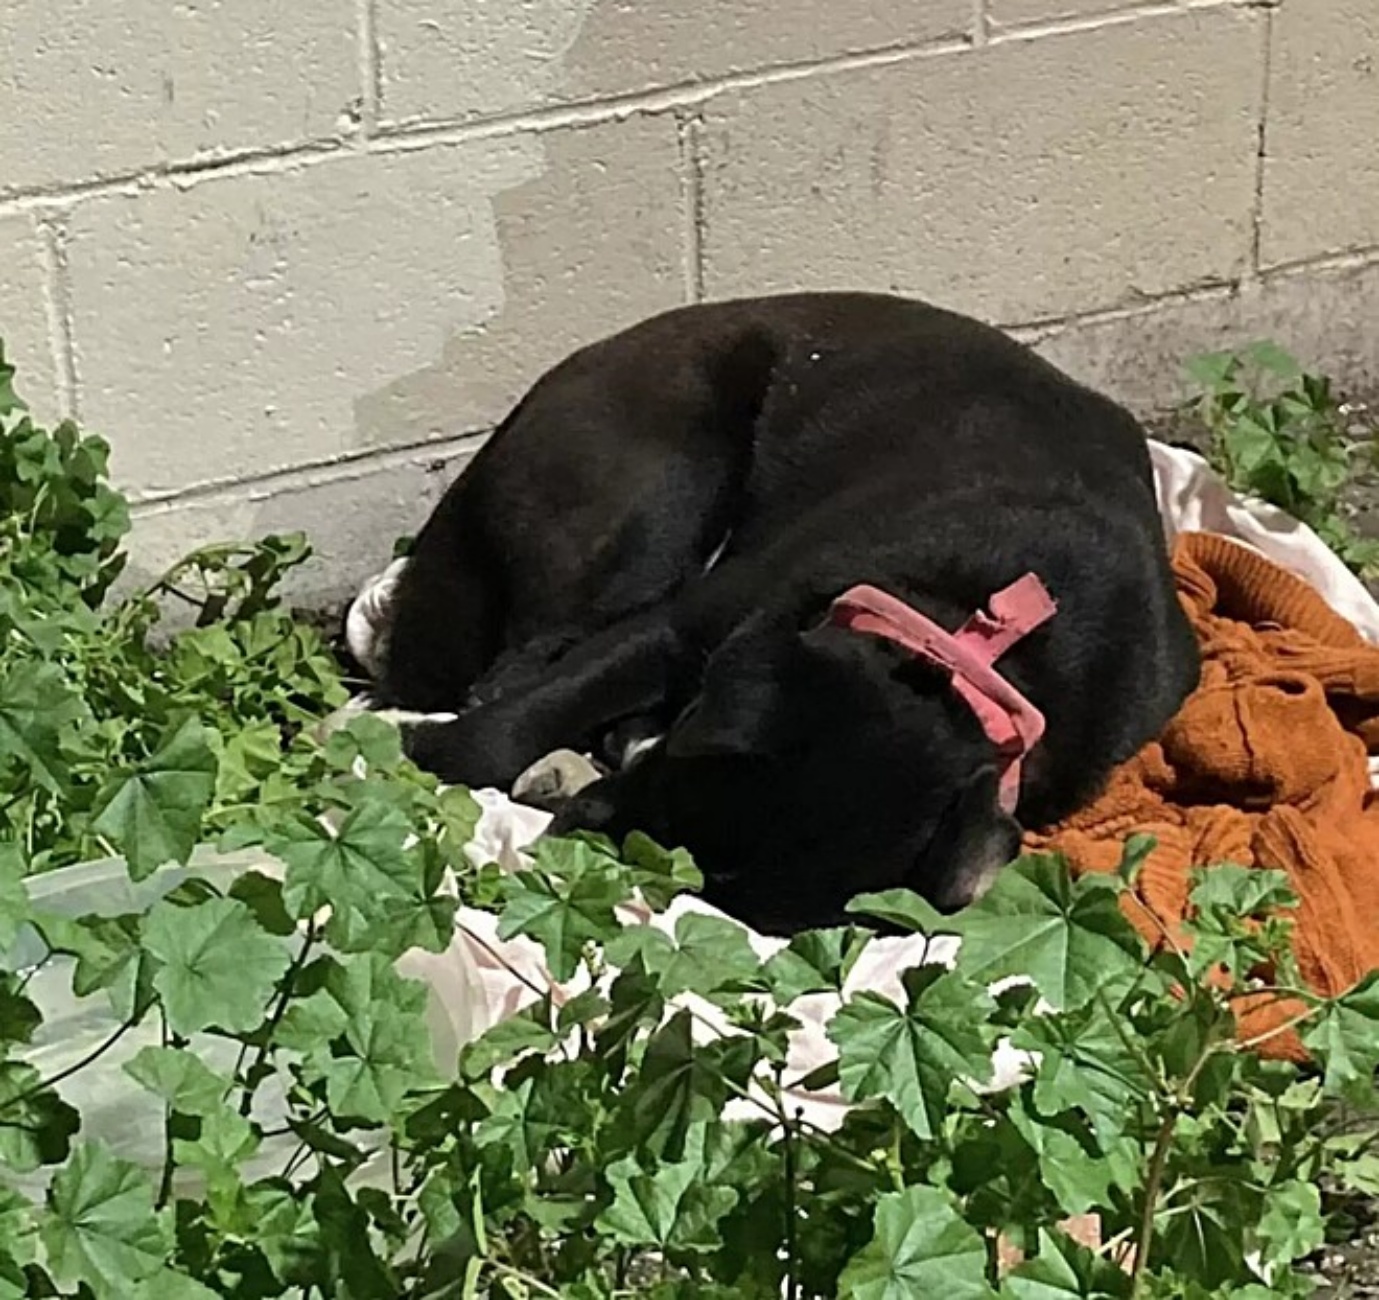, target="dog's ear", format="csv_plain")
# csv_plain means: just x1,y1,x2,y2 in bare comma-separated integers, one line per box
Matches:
664,670,787,759
664,615,789,760
922,764,1022,912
